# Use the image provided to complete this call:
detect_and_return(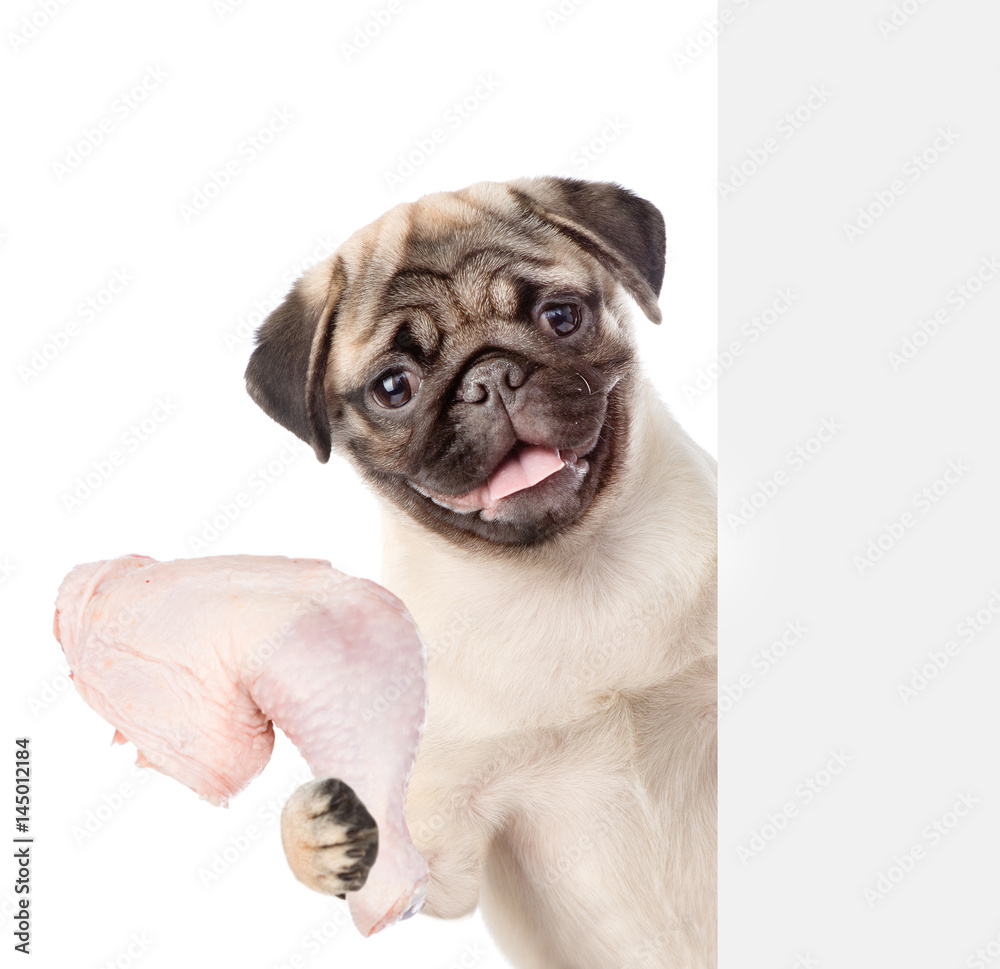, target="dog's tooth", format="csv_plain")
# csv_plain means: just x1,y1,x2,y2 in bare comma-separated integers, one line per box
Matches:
409,478,488,514
430,496,477,515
